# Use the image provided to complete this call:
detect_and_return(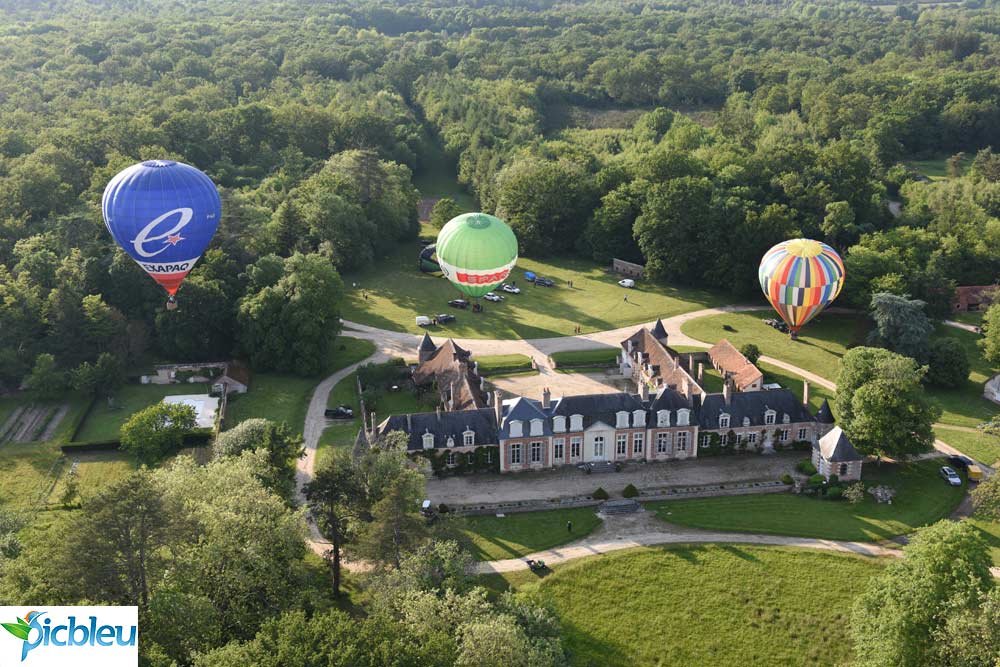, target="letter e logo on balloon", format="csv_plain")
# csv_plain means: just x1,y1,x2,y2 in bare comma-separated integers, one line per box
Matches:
131,208,193,258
